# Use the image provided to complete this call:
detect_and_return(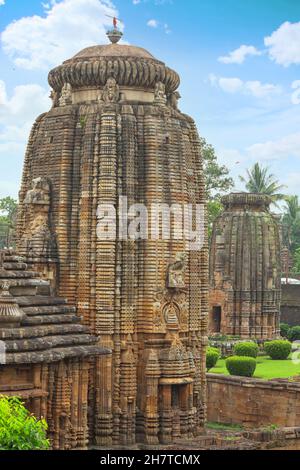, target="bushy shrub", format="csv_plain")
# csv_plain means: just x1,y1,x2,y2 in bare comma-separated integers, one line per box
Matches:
280,323,290,338
264,340,292,360
225,356,256,377
287,326,300,342
0,396,50,450
206,346,220,371
233,341,259,358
